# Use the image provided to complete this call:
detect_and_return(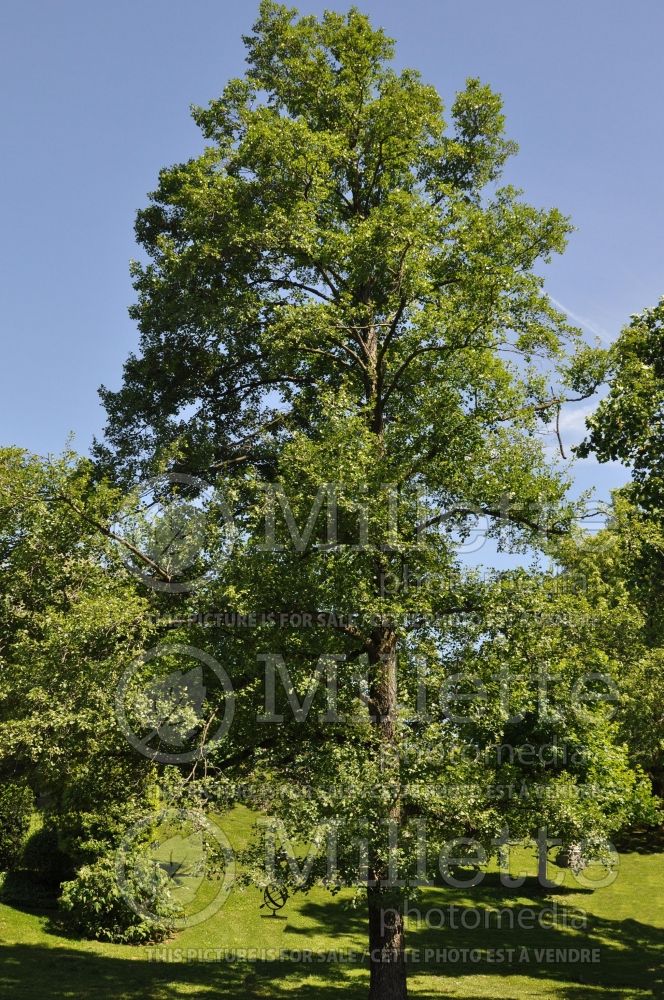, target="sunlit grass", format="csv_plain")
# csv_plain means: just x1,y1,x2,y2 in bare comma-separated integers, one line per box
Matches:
0,808,662,998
